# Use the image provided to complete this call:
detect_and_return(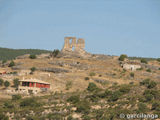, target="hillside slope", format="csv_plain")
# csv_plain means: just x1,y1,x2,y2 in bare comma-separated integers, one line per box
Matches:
0,47,51,60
